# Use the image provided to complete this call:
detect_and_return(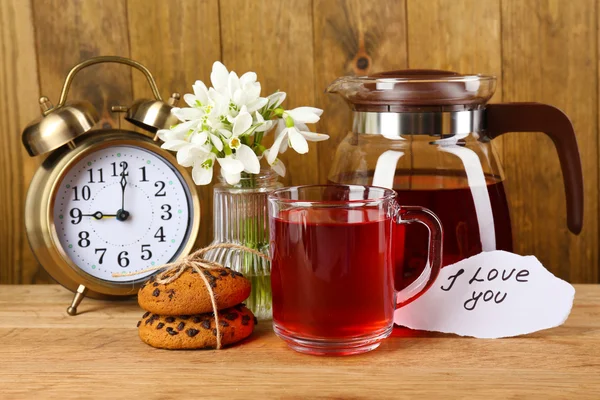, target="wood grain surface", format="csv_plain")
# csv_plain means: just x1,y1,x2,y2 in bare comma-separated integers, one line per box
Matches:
501,0,598,283
127,0,221,248
220,0,318,187
406,0,504,157
2,0,600,284
0,0,42,284
313,0,409,182
0,284,599,399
